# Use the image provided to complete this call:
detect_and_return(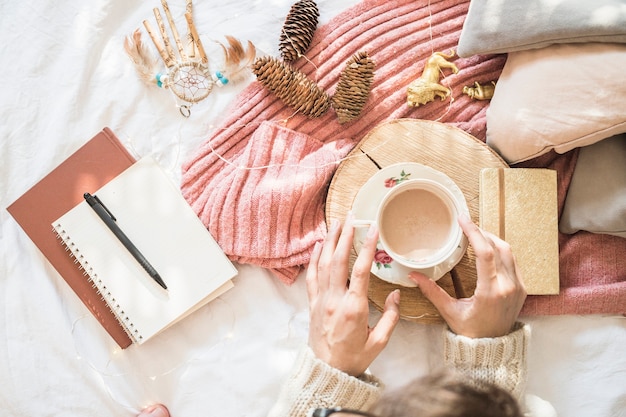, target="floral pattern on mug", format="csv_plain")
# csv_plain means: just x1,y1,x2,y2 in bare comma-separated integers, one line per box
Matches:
374,248,393,269
384,170,411,188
